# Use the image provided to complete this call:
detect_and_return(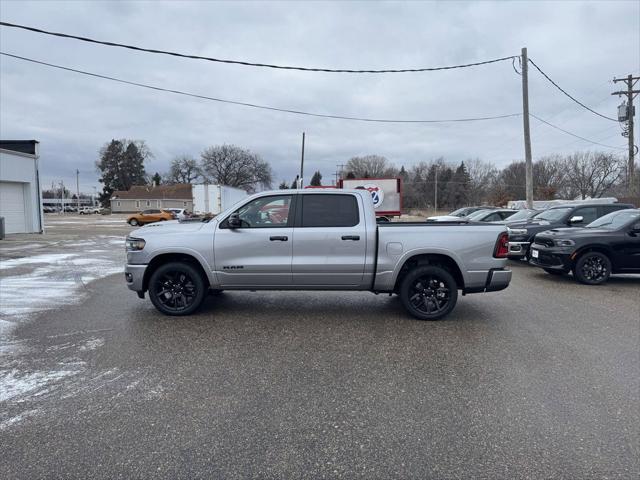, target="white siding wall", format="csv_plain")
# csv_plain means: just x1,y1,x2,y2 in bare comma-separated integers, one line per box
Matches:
0,149,42,234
